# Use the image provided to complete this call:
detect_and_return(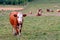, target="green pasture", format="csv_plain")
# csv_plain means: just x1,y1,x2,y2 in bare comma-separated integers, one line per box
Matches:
0,0,60,40
0,11,60,40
